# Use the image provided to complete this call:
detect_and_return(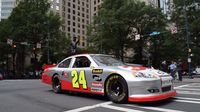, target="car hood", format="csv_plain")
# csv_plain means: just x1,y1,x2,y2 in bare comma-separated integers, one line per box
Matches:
117,66,170,77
